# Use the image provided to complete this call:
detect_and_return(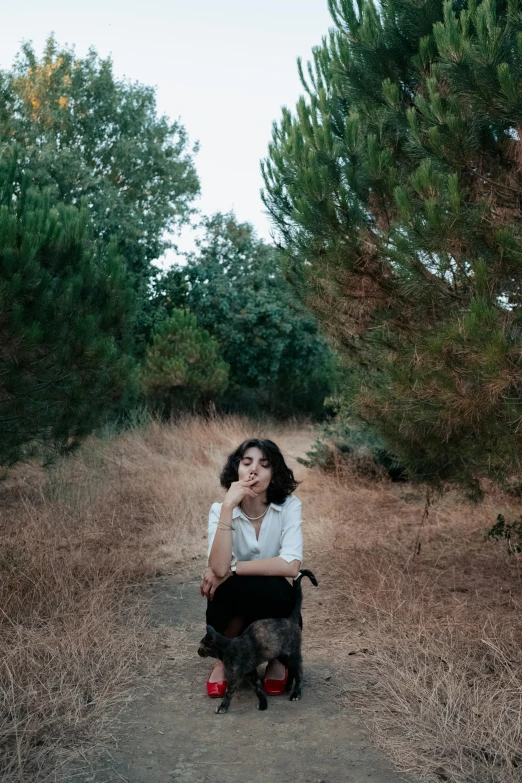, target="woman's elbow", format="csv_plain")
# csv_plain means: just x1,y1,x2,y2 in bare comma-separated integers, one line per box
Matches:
288,560,301,578
209,559,229,579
